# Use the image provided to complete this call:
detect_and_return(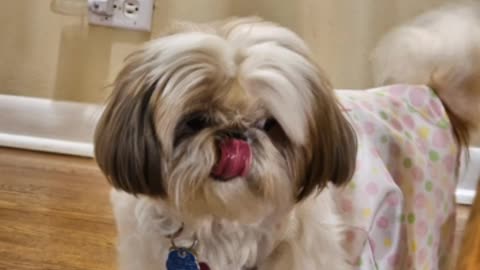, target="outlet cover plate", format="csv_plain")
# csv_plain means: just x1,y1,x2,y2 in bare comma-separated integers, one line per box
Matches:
88,0,154,32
